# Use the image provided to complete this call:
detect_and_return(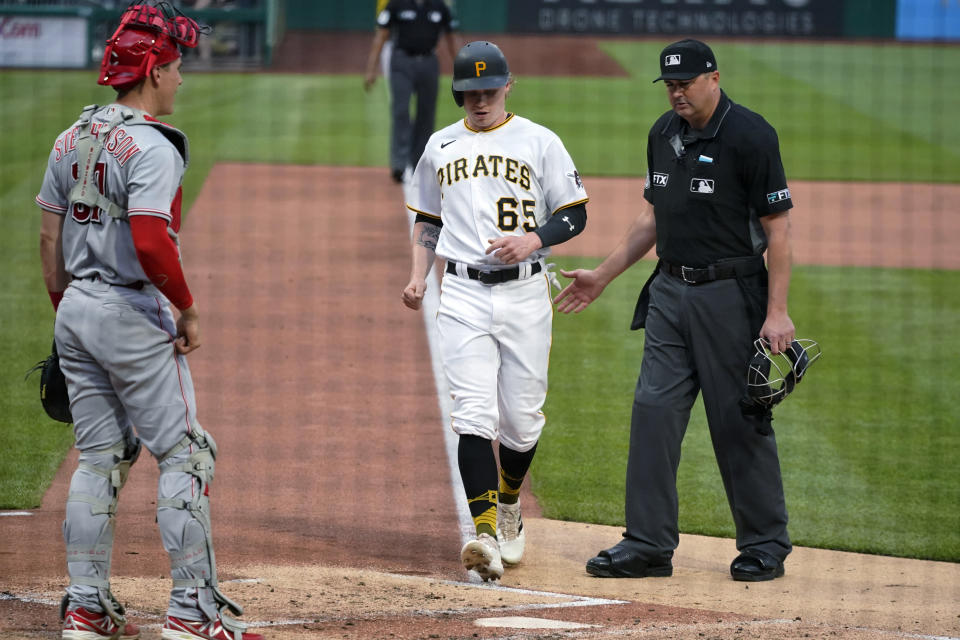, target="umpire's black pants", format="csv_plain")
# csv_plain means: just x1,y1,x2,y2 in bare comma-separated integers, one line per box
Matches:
389,48,439,174
621,270,792,563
